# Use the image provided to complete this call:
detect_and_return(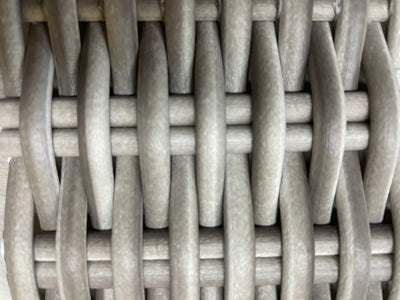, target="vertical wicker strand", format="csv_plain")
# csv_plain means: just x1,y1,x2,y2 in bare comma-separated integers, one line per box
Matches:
278,0,313,296
112,157,144,299
103,0,140,296
312,284,332,300
334,1,370,297
0,71,4,99
95,289,113,300
389,168,400,300
201,287,224,300
367,282,384,300
334,0,368,91
164,0,195,93
335,151,371,299
19,23,59,231
3,159,39,300
220,0,253,294
45,0,81,95
221,0,252,92
137,22,170,229
256,285,278,300
387,1,400,298
196,17,226,300
104,0,139,94
169,156,200,299
279,153,314,300
224,154,255,299
278,0,313,91
388,0,400,81
0,0,24,97
165,0,196,294
362,23,400,223
77,22,114,230
308,22,346,224
45,289,61,300
147,288,170,299
195,22,226,227
250,21,285,226
55,158,90,300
